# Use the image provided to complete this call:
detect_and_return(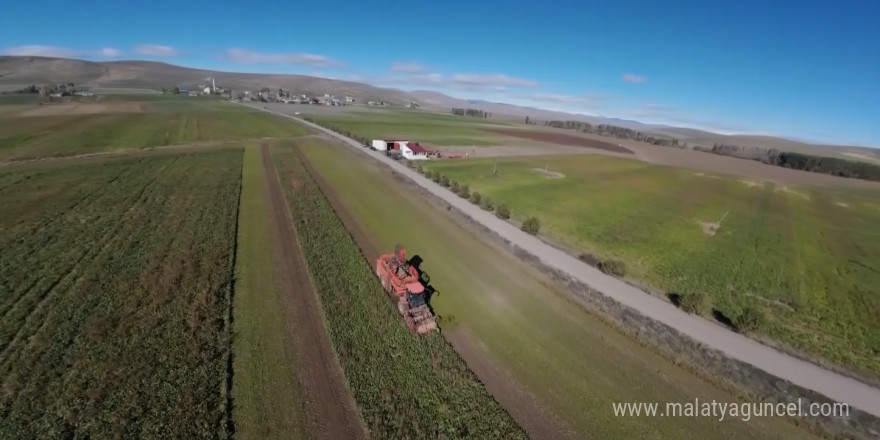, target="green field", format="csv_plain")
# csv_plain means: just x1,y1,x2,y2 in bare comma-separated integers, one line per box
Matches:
231,146,305,440
298,139,817,439
423,154,880,376
304,109,520,146
0,97,307,161
0,151,241,438
271,145,526,439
